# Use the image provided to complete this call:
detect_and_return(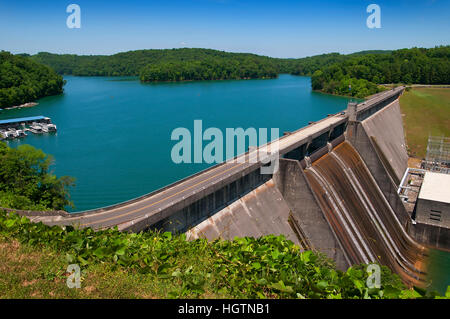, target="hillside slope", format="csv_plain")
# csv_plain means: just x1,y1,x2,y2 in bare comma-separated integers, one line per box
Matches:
0,51,65,109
